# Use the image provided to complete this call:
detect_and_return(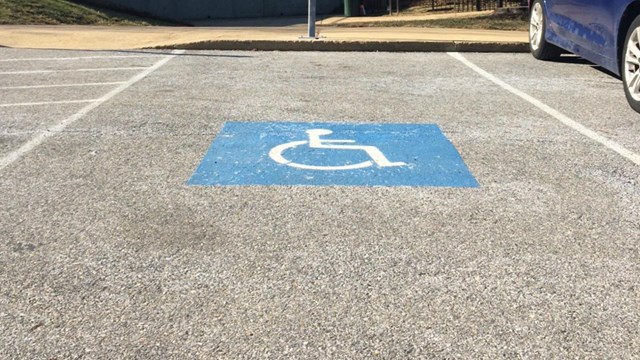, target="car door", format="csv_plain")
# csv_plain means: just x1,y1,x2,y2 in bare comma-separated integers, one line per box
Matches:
546,0,616,66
